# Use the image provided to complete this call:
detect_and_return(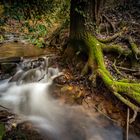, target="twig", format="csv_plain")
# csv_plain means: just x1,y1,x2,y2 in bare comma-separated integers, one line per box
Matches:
0,105,10,110
118,57,127,66
117,66,139,72
126,107,129,140
105,22,109,35
133,72,140,76
113,60,127,78
93,105,118,123
0,116,15,122
129,110,137,123
103,14,116,32
83,99,118,123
